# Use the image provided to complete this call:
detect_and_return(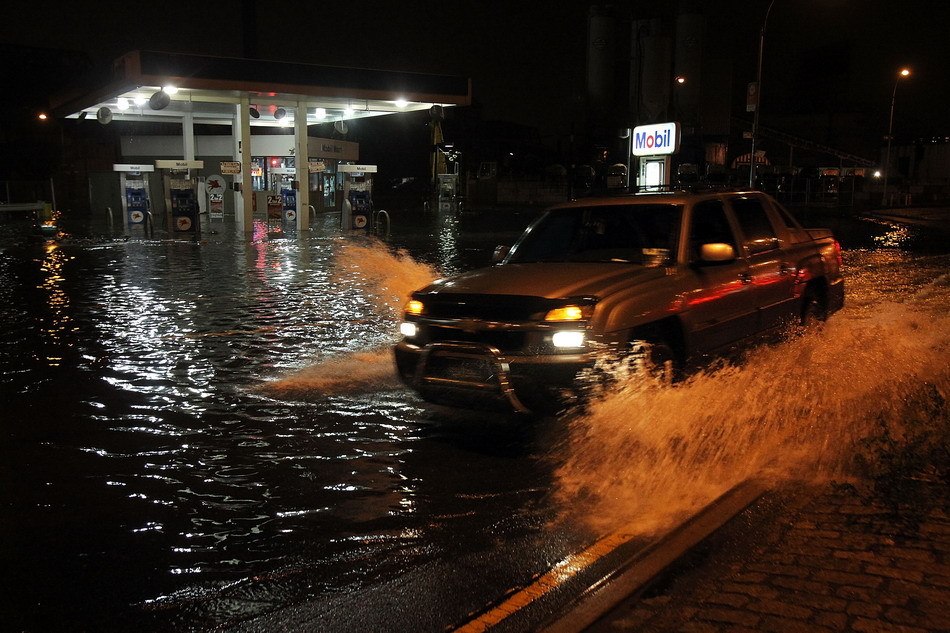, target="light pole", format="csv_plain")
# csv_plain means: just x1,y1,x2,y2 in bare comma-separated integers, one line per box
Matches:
749,0,776,189
881,67,911,206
